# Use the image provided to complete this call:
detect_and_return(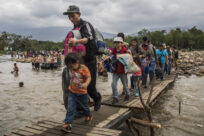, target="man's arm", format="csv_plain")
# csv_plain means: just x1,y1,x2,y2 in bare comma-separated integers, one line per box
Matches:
69,38,88,47
165,55,168,64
